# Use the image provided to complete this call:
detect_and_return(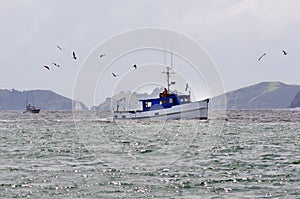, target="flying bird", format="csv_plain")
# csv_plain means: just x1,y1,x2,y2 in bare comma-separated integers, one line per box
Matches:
99,54,105,58
52,63,60,67
282,50,288,55
43,65,50,70
72,51,77,60
57,45,63,51
112,73,118,77
258,53,267,61
133,64,137,69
